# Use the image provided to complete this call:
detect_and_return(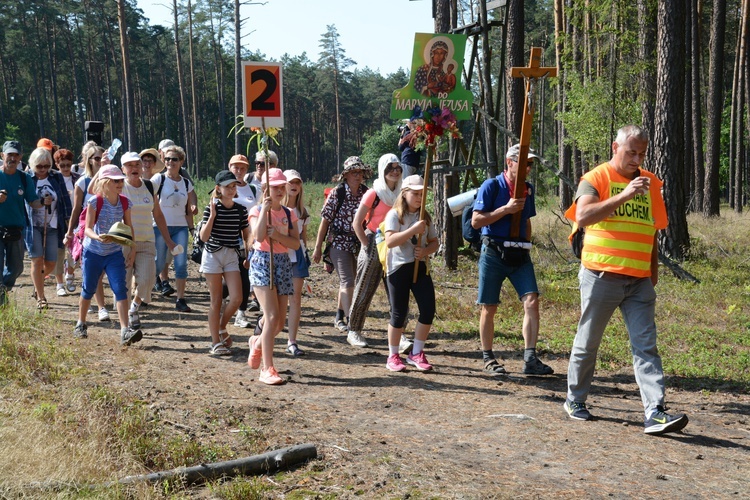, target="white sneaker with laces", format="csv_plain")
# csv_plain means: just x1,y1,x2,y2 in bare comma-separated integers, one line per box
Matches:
234,309,252,328
98,307,110,322
56,286,68,297
347,330,368,347
399,335,414,354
